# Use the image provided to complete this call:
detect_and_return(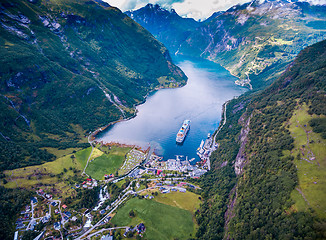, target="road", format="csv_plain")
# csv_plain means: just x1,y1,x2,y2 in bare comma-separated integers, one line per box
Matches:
76,183,135,240
86,226,129,239
82,134,94,176
75,175,195,239
215,100,229,136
